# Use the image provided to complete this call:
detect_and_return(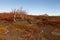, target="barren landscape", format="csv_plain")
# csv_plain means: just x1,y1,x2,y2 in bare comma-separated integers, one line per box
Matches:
0,11,60,40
